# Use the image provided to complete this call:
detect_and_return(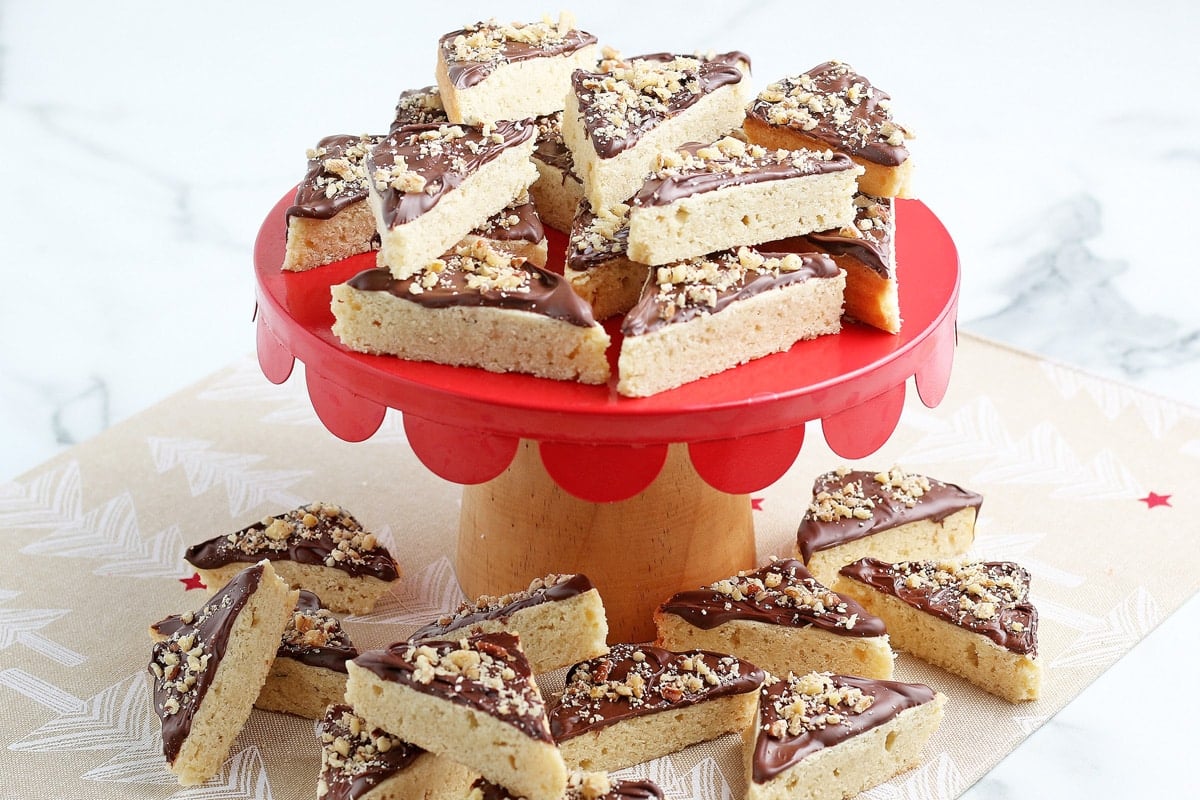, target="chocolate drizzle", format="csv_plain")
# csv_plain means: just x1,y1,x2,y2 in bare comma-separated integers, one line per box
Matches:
532,112,576,175
752,673,936,783
318,704,425,800
657,559,886,637
805,195,893,277
345,259,598,328
390,86,449,132
631,142,854,208
367,121,534,229
410,574,594,641
839,558,1039,655
566,200,629,270
573,53,745,159
471,775,664,800
548,644,764,741
351,632,552,742
149,563,264,763
478,200,545,244
796,470,983,563
621,250,838,336
286,134,382,221
439,24,597,88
